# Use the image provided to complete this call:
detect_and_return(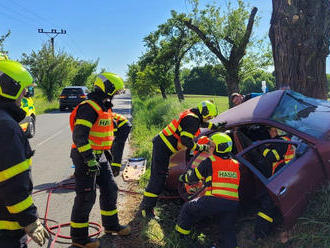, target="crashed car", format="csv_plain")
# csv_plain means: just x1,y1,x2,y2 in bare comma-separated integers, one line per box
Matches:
166,90,330,227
